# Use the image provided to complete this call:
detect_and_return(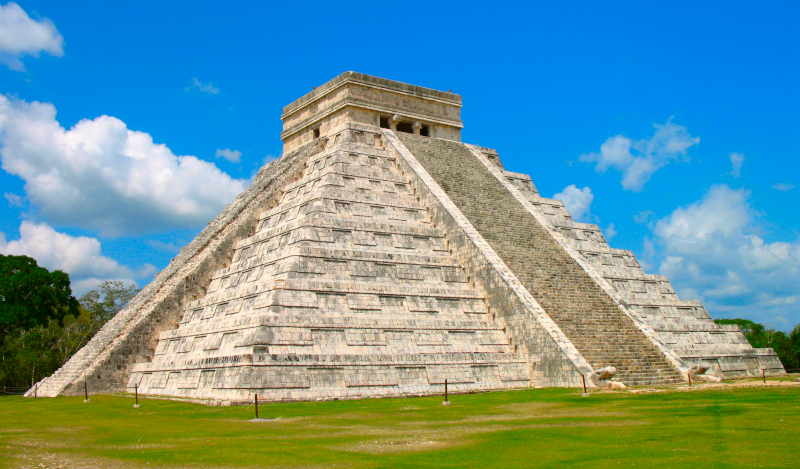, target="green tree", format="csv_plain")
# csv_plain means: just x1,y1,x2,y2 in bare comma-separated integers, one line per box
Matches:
78,281,139,323
0,276,139,387
787,324,800,370
714,318,764,342
0,255,79,342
